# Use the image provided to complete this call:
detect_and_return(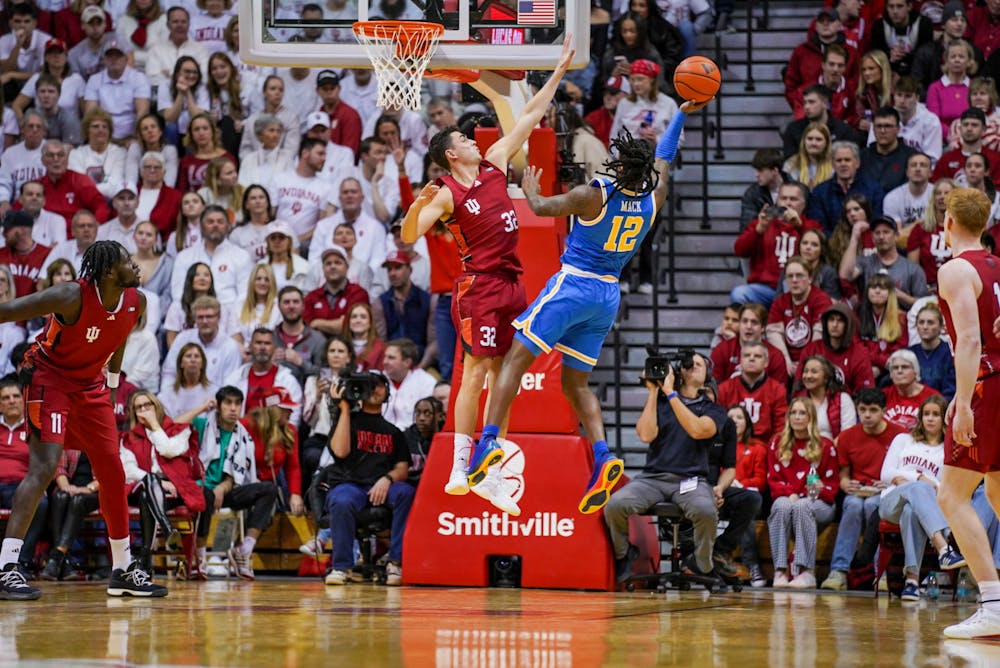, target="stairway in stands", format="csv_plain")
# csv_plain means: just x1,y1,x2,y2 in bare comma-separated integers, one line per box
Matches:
592,0,824,467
